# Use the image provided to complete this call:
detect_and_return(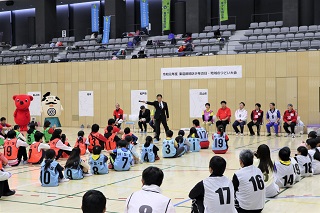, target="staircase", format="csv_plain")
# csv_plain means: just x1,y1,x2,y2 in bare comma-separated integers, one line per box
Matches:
218,30,245,55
